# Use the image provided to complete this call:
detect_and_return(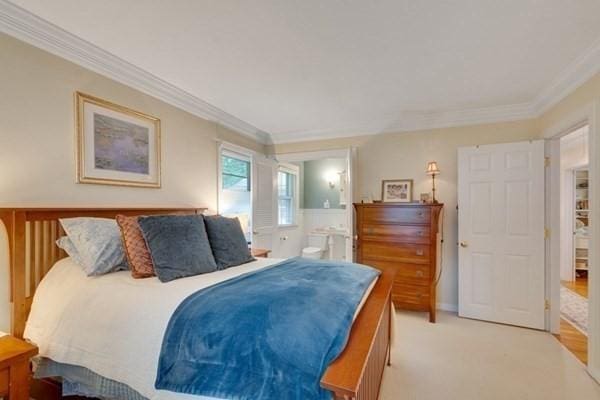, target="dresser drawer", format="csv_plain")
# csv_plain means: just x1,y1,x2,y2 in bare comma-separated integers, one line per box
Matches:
392,283,430,310
0,368,8,395
362,206,430,225
361,224,430,244
362,258,431,285
361,242,430,263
